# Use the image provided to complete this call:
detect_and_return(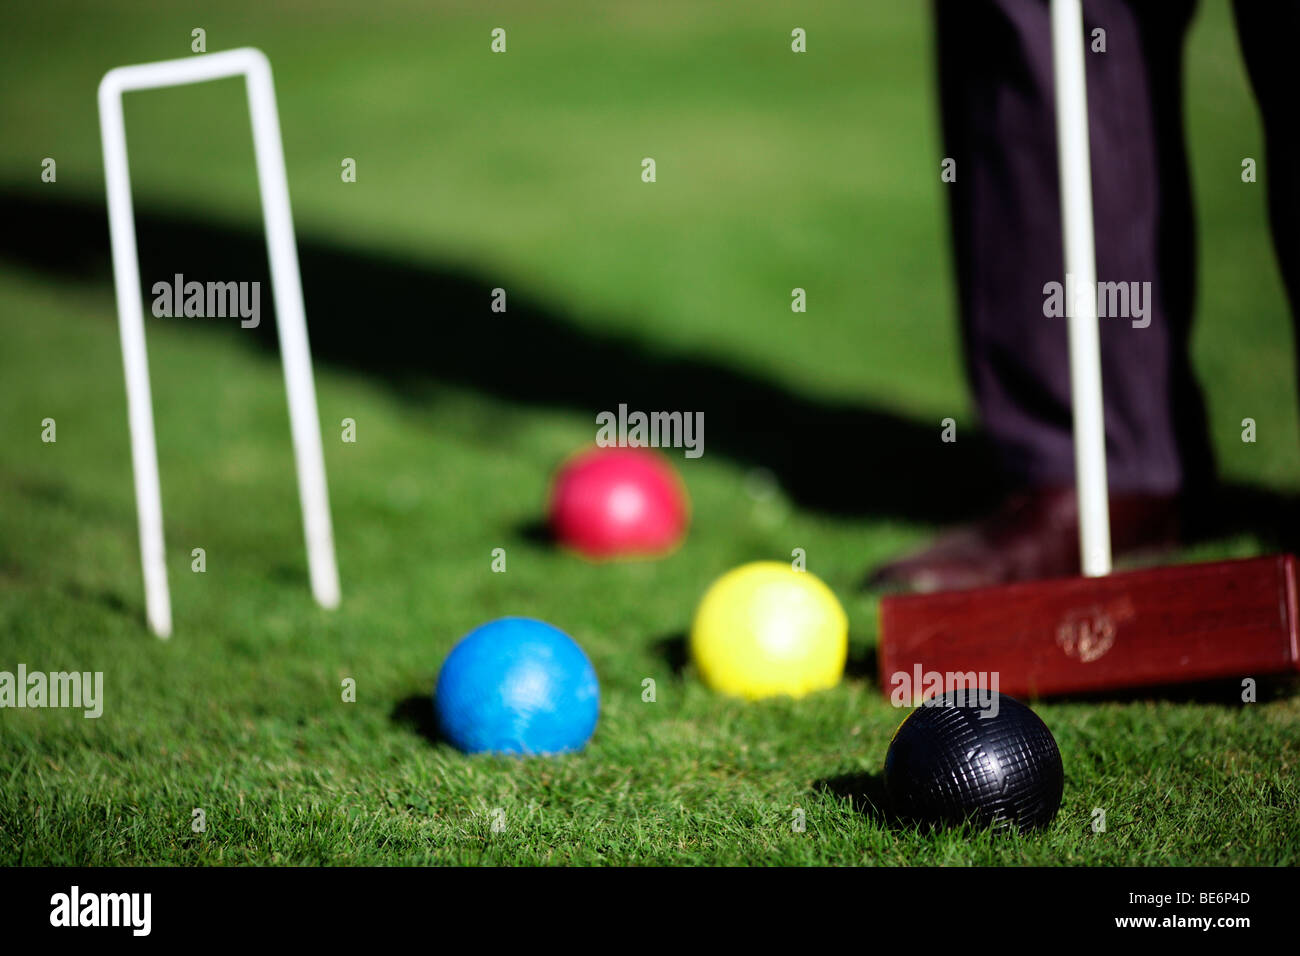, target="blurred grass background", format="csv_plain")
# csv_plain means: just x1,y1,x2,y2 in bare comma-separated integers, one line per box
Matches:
0,0,1297,864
